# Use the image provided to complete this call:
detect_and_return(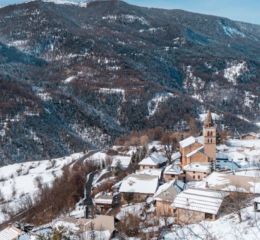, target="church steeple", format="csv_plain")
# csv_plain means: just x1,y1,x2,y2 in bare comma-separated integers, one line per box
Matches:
203,110,216,161
204,110,214,128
